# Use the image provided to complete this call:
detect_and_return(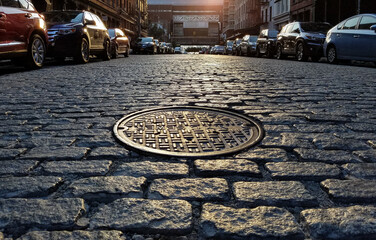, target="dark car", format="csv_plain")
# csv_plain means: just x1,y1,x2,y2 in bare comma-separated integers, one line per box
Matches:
239,35,258,56
215,45,226,55
166,43,174,53
0,0,48,69
276,21,332,61
233,38,242,55
108,28,130,58
256,29,279,58
44,10,111,63
324,14,376,64
225,40,234,55
133,37,157,54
